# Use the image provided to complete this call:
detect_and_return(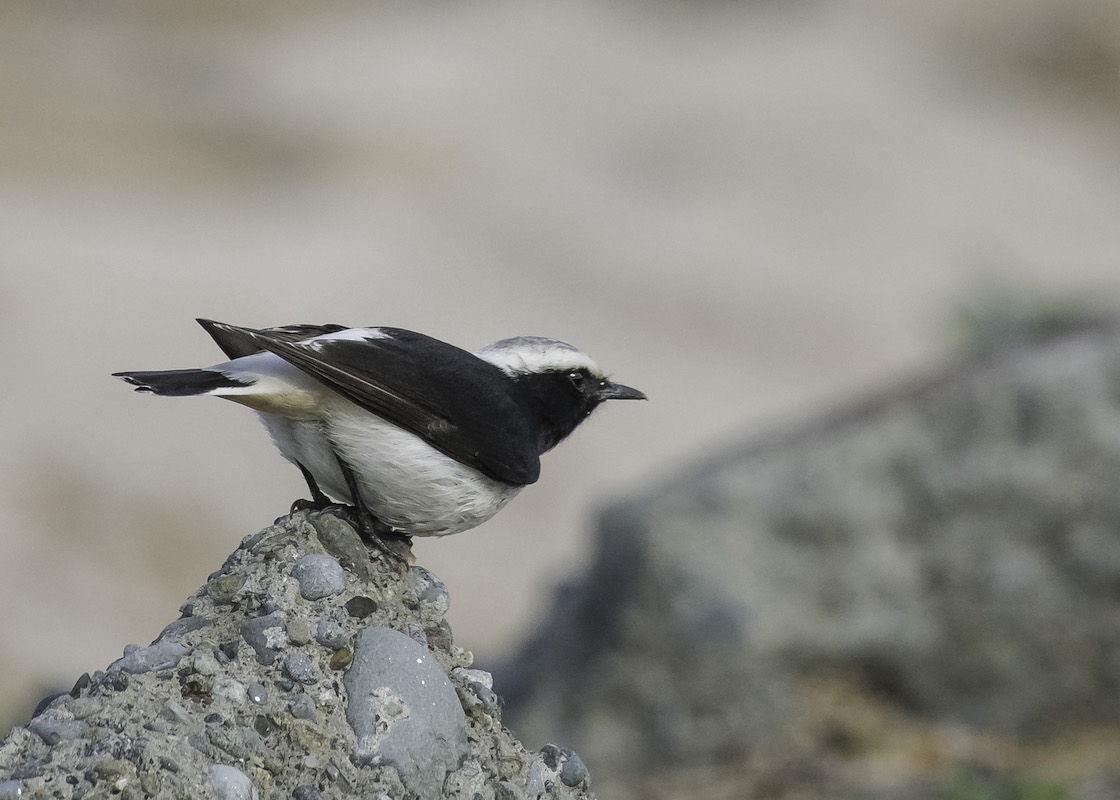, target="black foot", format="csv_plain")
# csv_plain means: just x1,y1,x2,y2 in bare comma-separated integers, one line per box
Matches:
278,460,338,524
321,504,413,564
289,496,332,515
